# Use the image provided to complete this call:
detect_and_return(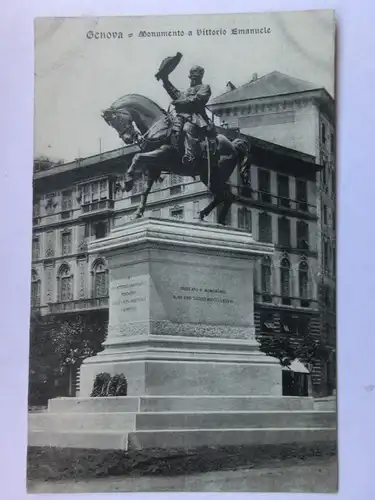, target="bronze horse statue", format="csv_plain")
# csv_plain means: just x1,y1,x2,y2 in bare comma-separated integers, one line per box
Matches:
102,94,251,224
